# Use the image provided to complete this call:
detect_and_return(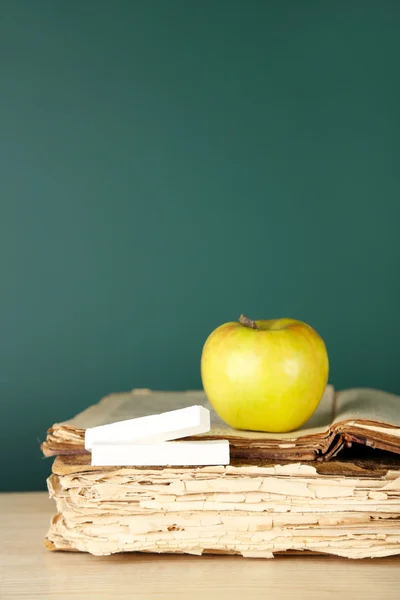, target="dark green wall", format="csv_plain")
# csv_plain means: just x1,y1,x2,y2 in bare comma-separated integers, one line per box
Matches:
1,1,400,491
